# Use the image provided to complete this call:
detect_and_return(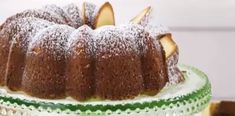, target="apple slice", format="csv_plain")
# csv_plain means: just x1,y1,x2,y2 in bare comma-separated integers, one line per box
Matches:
159,34,177,59
94,2,115,29
130,6,152,26
82,2,97,28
